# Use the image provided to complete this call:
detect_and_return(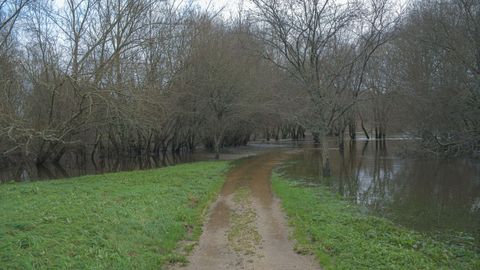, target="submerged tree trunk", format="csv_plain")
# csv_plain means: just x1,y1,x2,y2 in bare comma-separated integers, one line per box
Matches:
348,117,356,140
214,135,221,160
360,113,370,140
339,128,345,154
321,134,331,177
313,132,320,143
